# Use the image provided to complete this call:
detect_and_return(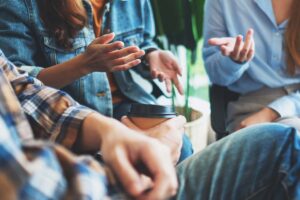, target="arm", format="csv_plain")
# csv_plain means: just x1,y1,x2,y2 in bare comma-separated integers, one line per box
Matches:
0,1,144,89
202,0,251,86
1,54,177,199
236,92,300,131
132,0,159,79
134,0,184,94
